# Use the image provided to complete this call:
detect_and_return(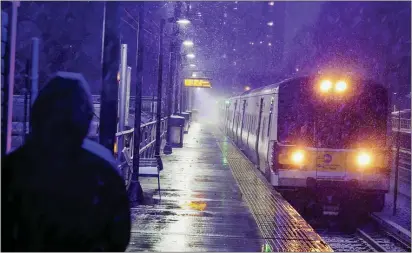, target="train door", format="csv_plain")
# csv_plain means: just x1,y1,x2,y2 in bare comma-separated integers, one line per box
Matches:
255,97,264,169
239,99,247,147
231,100,238,138
235,103,240,143
224,101,231,134
261,96,275,174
